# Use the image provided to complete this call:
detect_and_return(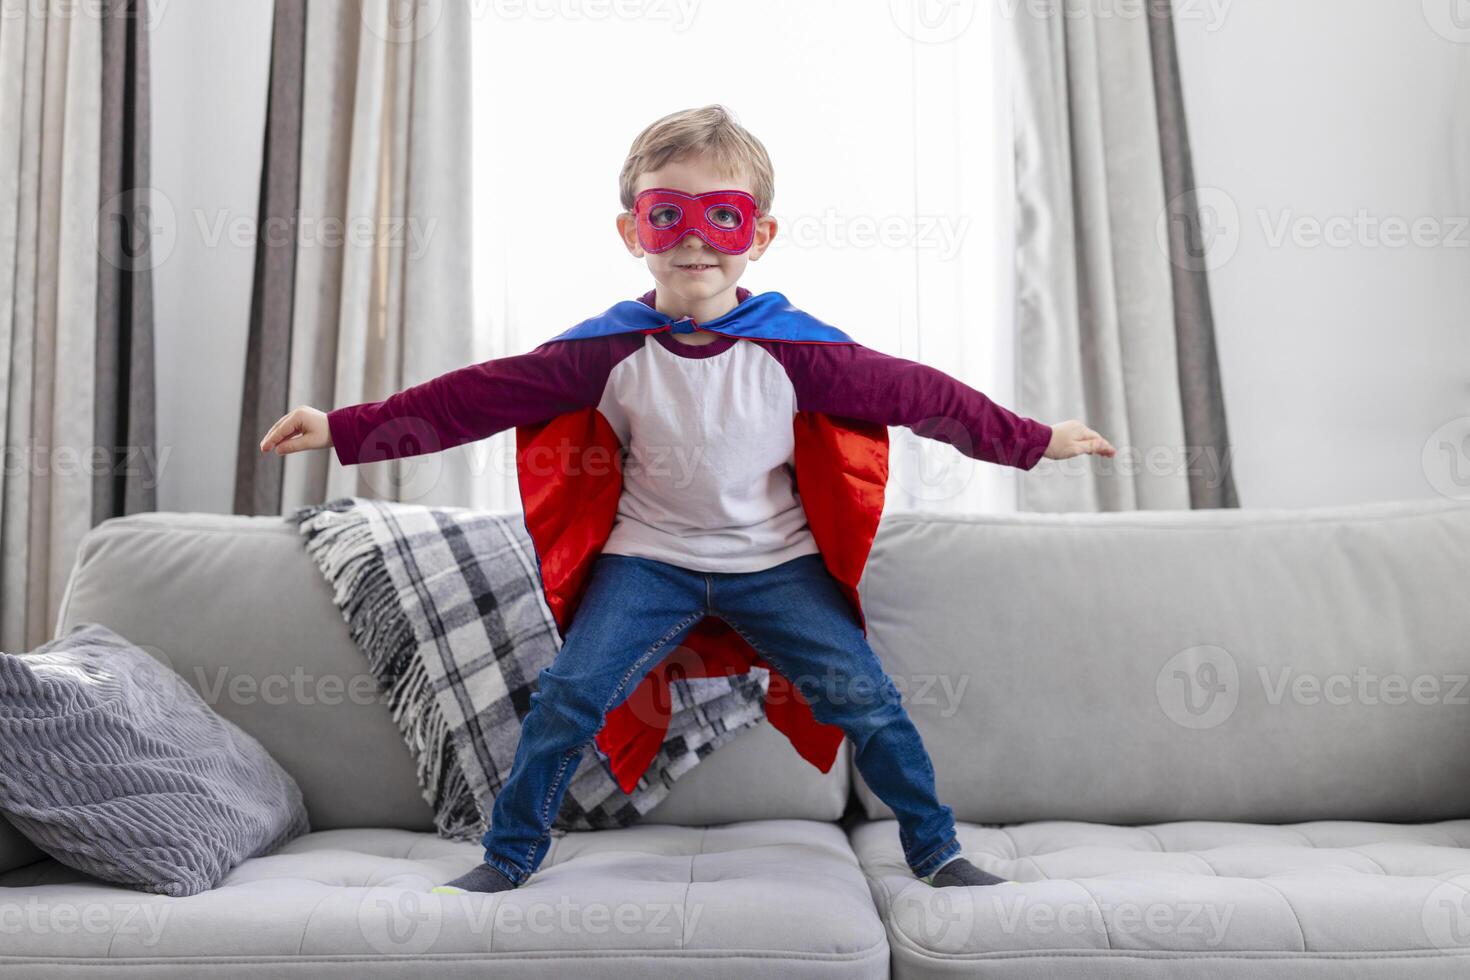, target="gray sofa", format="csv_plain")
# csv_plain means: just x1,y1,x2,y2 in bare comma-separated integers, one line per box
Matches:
3,496,1469,978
